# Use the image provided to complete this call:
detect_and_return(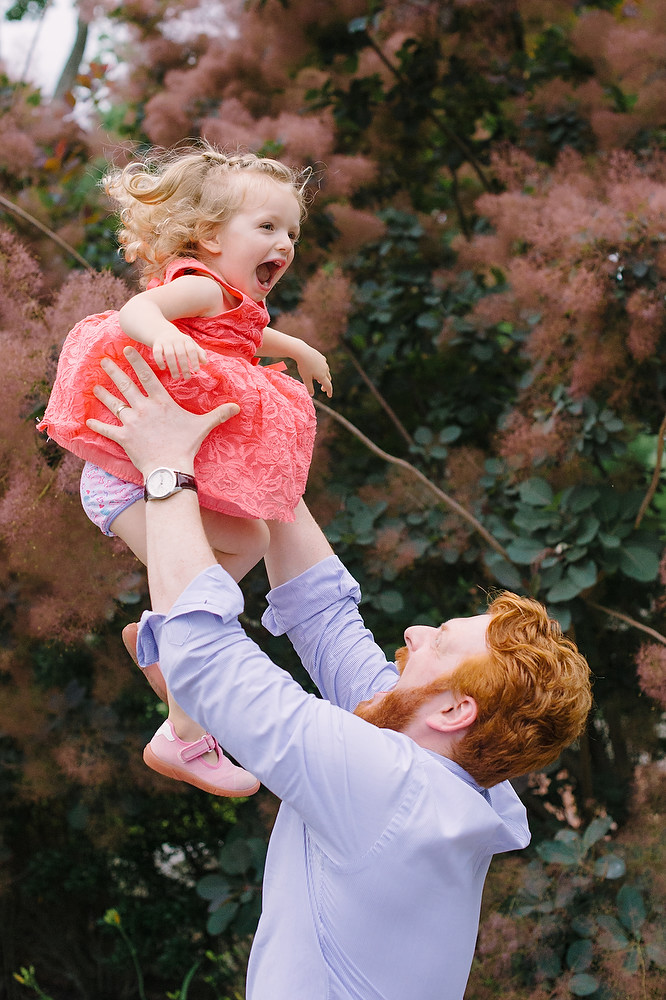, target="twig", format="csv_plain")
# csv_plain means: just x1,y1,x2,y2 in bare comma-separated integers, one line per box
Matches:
634,411,666,528
0,194,94,272
362,31,492,193
585,600,666,646
314,399,513,562
343,348,415,449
